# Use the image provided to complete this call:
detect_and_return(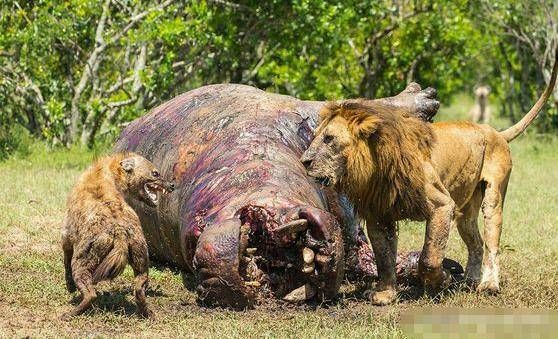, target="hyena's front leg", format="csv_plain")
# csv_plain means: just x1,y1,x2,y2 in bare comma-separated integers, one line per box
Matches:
366,218,398,306
420,164,455,296
129,234,152,318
